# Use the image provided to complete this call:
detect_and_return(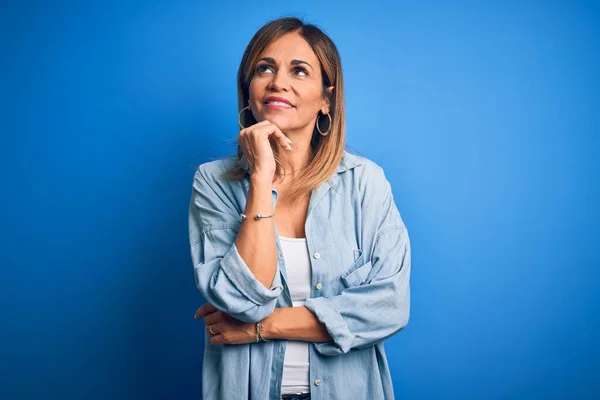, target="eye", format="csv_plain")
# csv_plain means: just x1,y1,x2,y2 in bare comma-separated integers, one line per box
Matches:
293,66,308,76
255,64,274,74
